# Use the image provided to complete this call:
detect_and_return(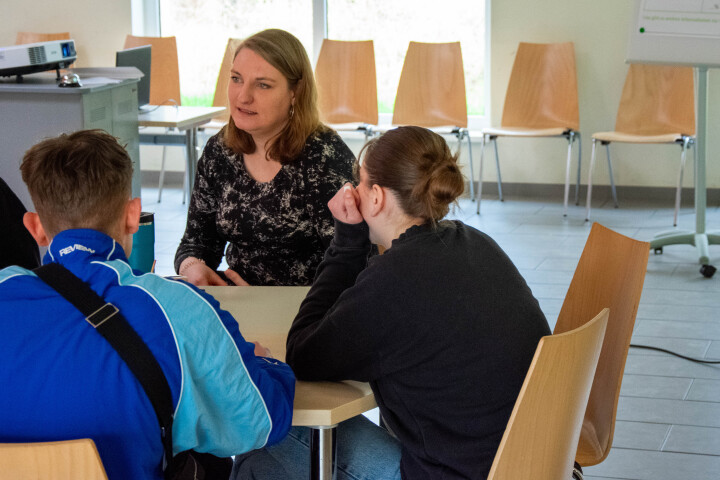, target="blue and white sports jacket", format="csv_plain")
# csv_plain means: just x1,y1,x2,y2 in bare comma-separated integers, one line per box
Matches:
0,229,295,479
